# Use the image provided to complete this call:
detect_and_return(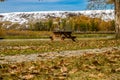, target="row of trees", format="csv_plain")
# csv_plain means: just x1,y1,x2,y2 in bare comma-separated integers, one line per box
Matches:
0,15,115,31
30,15,115,32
